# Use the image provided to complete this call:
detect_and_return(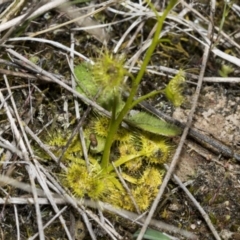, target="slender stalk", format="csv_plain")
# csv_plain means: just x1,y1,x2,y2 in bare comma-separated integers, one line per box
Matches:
130,89,163,109
100,94,117,169
101,0,177,170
